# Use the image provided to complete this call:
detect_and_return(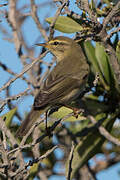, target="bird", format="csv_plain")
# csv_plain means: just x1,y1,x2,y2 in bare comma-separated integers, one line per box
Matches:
16,36,89,136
